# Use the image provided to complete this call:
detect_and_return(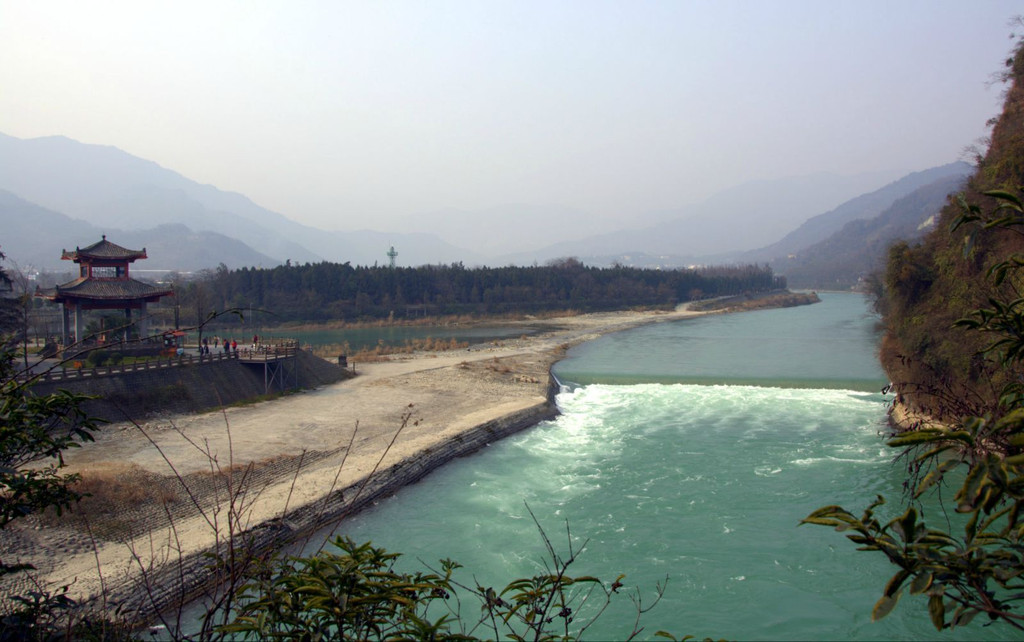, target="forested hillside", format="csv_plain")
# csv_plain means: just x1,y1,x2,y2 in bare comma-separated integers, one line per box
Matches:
175,259,783,324
806,35,1024,632
779,172,968,290
878,42,1024,418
